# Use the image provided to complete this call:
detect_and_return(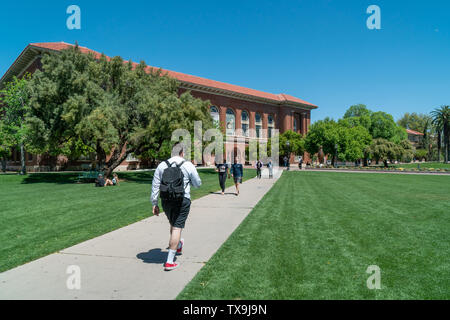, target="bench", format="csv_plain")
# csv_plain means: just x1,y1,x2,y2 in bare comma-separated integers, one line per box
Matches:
76,170,102,183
